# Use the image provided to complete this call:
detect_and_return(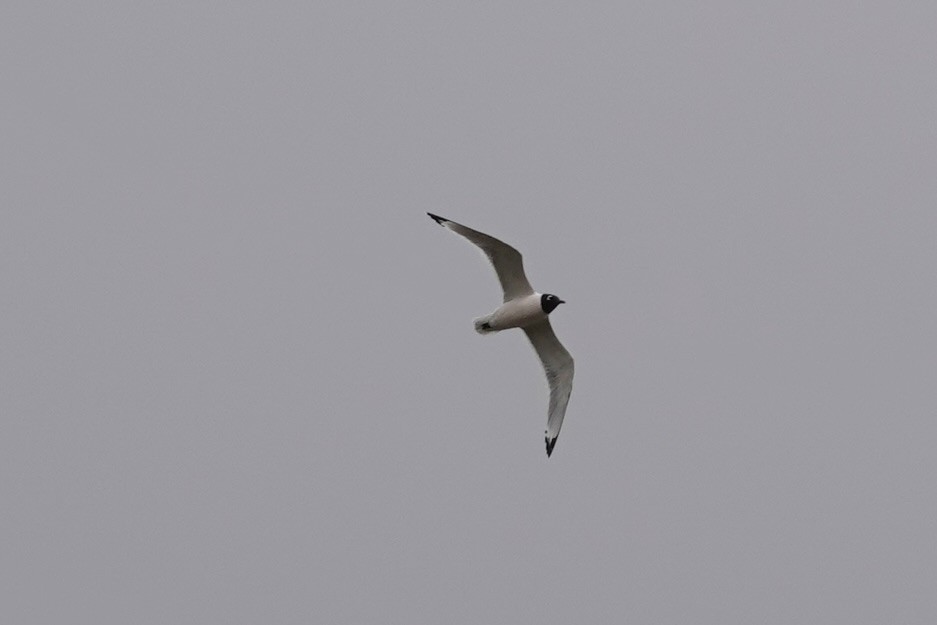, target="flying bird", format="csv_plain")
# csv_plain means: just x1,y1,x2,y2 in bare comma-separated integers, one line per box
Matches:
427,213,574,457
